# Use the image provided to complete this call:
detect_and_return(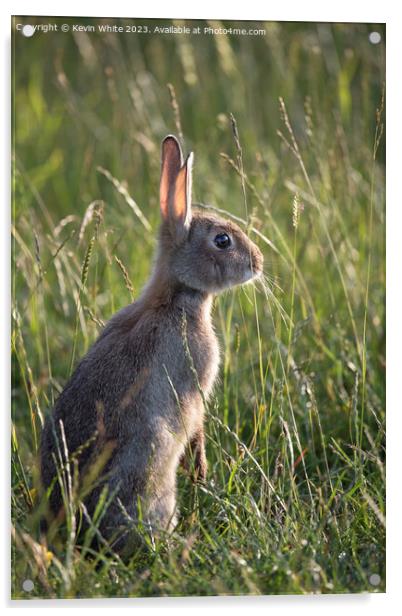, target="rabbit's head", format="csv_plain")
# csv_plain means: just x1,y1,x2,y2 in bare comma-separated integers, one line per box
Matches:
158,135,263,294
